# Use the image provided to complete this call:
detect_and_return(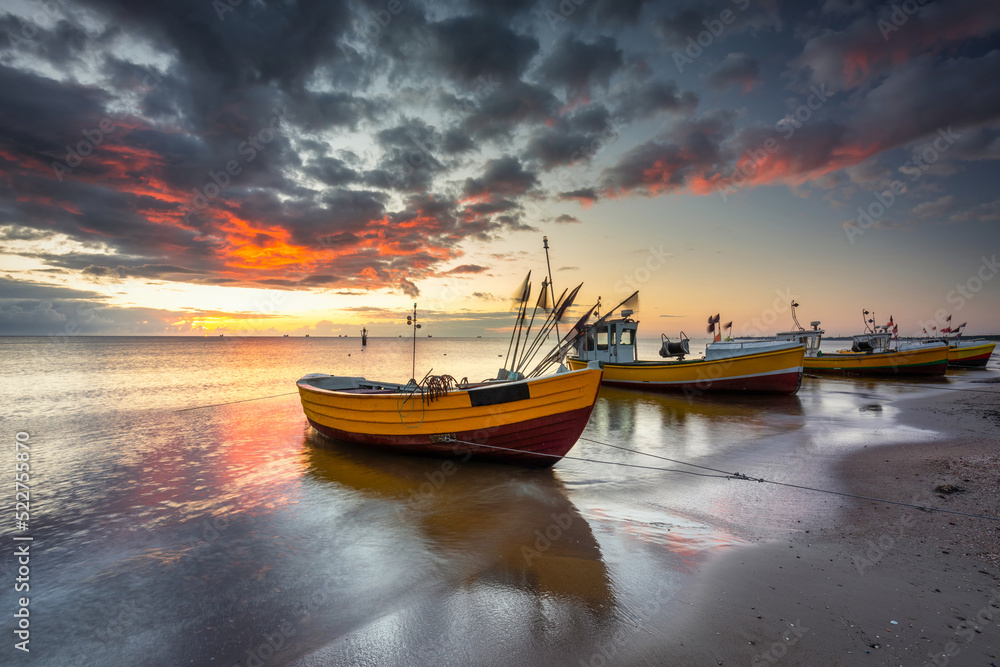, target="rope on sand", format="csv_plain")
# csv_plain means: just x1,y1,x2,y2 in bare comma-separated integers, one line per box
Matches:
441,436,1000,523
